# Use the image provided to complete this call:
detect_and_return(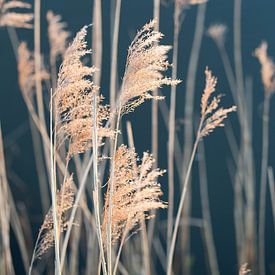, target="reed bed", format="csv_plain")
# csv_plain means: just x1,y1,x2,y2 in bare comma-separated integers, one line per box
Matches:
0,0,274,274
